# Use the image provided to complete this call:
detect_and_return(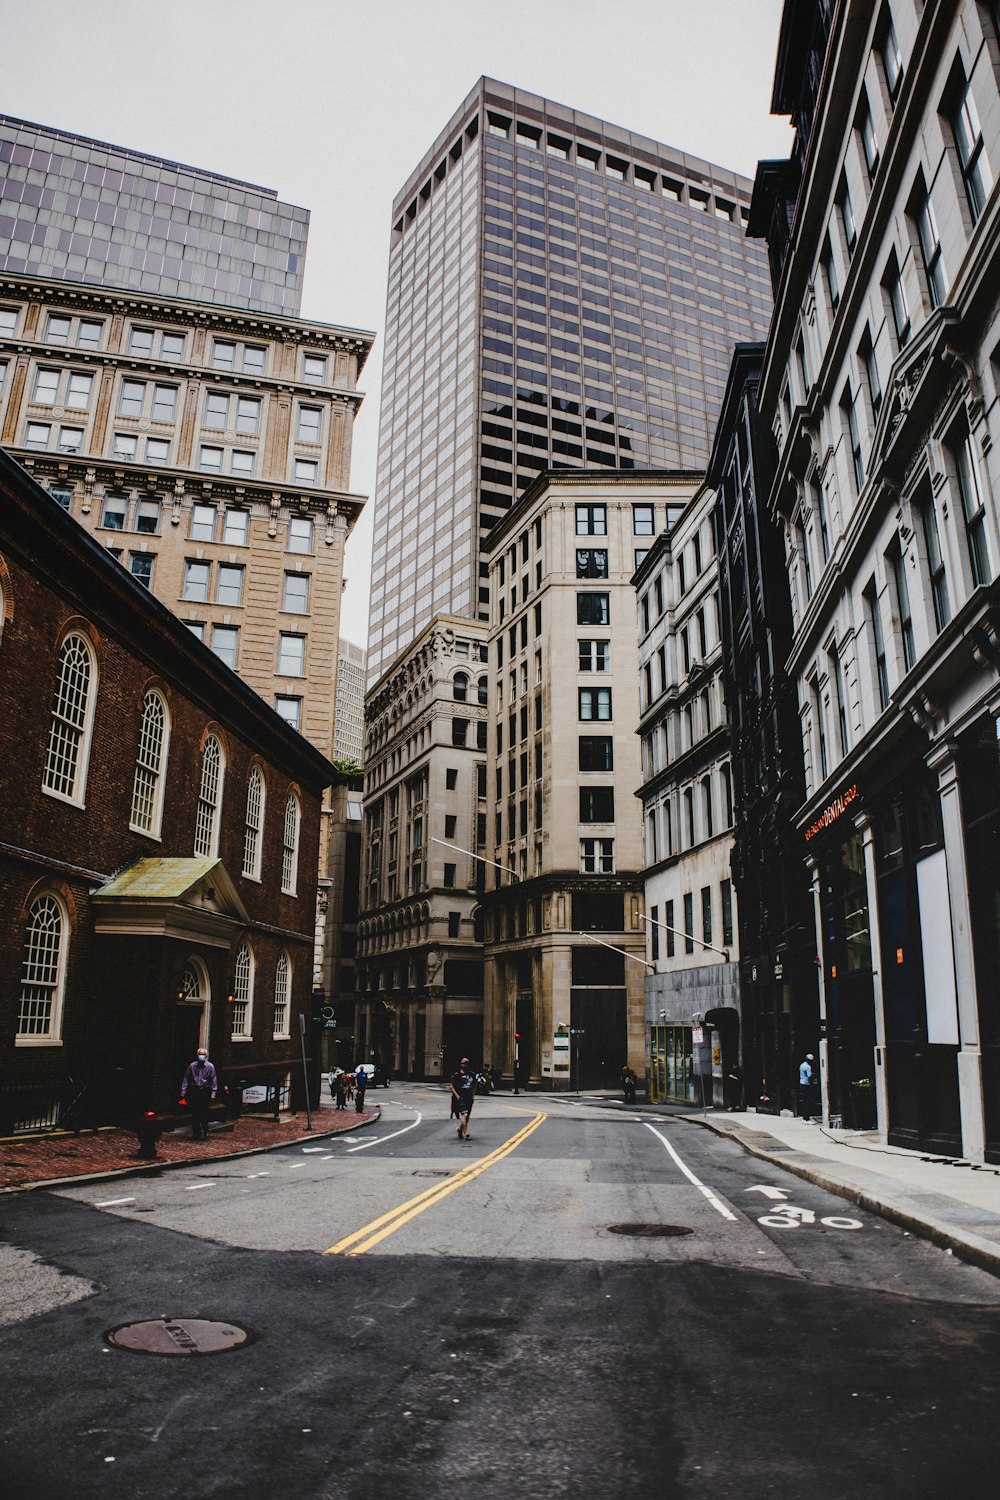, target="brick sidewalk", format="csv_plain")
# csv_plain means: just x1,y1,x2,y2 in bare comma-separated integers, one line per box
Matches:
0,1107,380,1190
